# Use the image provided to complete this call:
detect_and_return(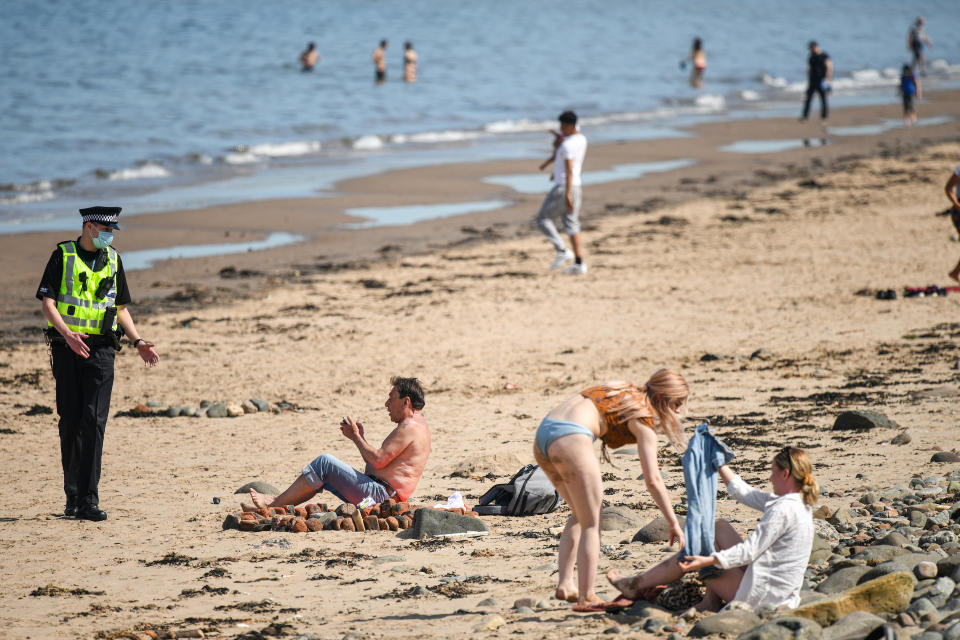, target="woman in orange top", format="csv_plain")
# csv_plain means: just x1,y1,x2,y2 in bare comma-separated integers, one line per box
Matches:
533,369,689,611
